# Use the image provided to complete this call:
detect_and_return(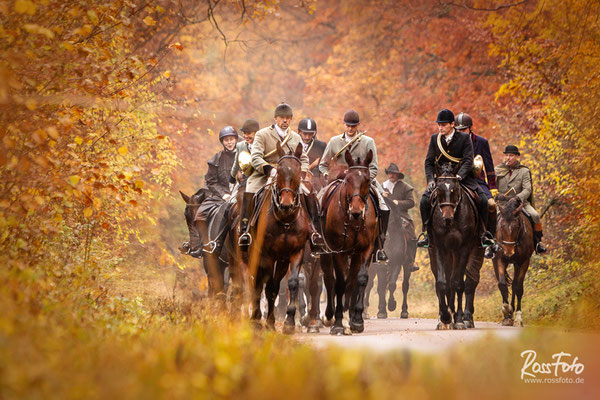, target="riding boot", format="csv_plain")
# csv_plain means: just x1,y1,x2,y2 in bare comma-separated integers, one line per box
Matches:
484,200,500,259
417,194,431,248
534,224,547,254
375,209,390,263
478,194,495,248
407,239,419,272
203,202,232,256
305,193,325,253
238,192,254,248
